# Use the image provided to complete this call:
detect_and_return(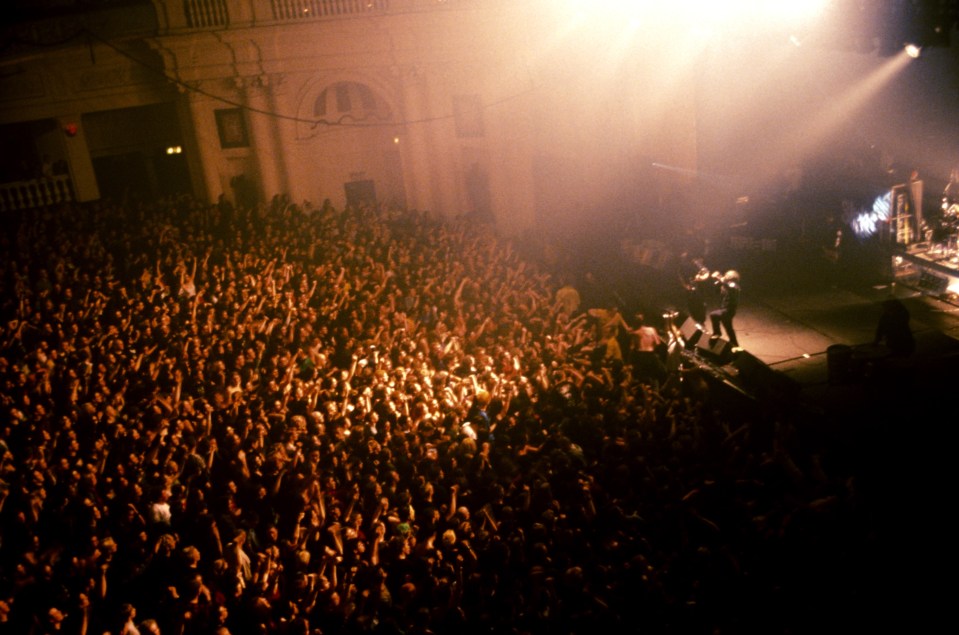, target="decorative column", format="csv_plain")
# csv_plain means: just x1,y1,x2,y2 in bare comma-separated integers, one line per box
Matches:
244,75,285,202
398,66,437,214
263,73,294,201
183,91,225,204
